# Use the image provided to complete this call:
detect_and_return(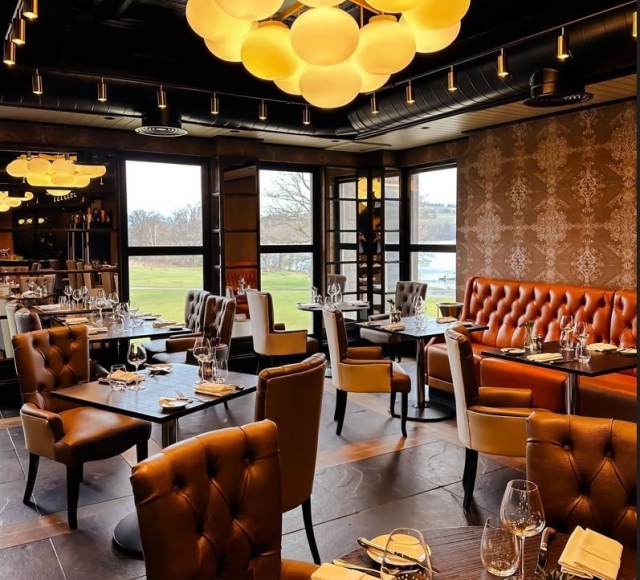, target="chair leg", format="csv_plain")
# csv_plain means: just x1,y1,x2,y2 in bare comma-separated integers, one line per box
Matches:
23,453,40,504
400,393,408,438
389,391,396,416
462,448,479,513
66,464,83,529
136,440,149,463
256,355,262,375
335,390,348,436
223,400,229,411
301,497,321,565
